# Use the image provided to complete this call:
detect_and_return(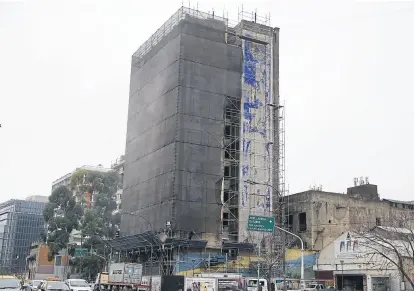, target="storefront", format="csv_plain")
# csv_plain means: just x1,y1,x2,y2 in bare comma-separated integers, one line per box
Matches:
314,232,402,291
